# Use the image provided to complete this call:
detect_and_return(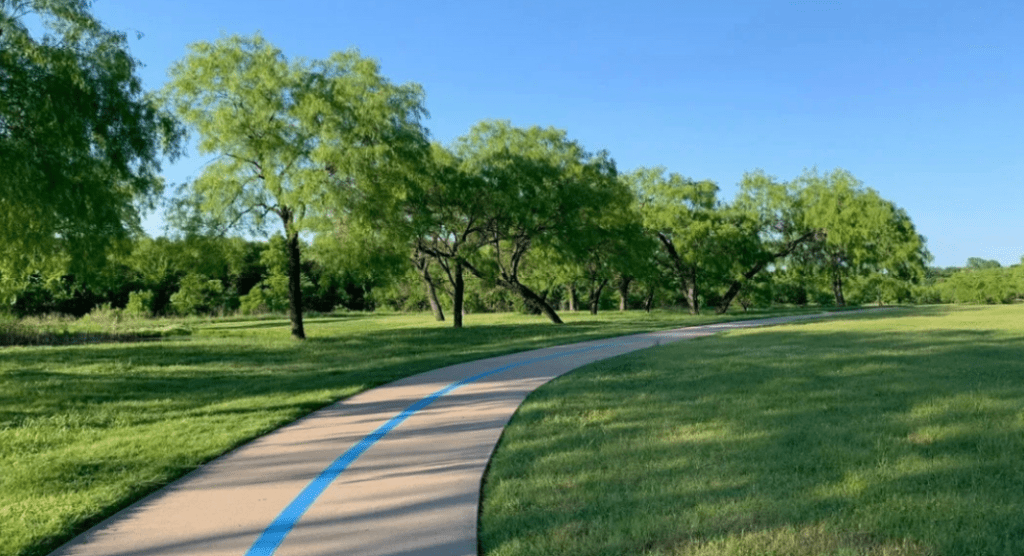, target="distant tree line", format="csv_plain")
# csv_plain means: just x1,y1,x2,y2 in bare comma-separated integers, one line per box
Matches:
916,258,1024,305
10,5,1009,337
